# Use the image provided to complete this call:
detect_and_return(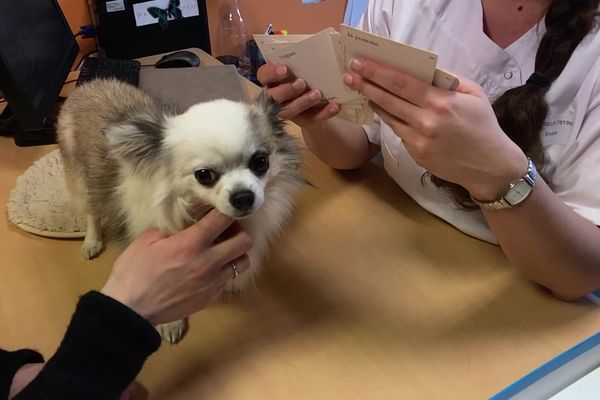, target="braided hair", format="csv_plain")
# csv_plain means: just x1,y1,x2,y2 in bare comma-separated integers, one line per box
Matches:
430,0,600,209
